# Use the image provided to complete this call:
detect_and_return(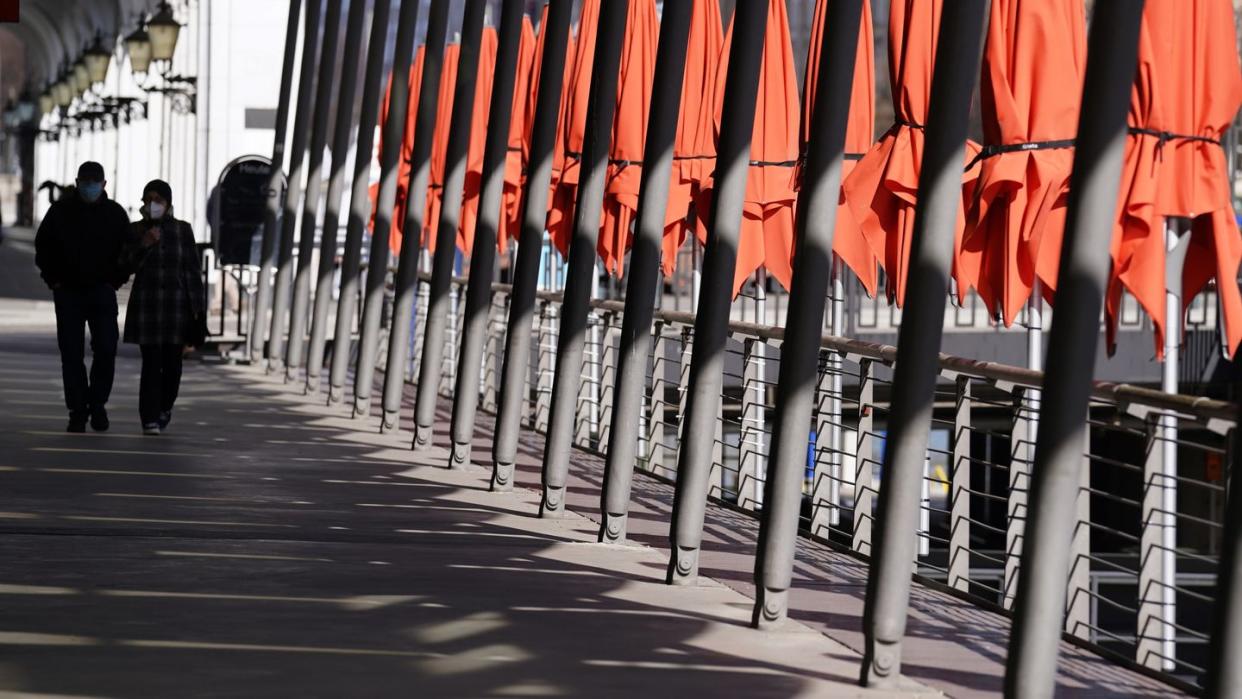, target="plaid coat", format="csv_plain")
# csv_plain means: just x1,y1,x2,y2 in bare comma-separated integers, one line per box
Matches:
121,216,205,346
